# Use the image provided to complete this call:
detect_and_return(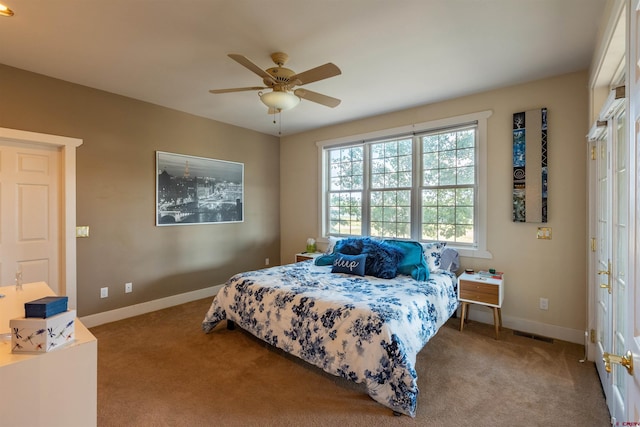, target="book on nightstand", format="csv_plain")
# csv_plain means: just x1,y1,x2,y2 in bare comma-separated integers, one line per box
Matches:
477,270,503,279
